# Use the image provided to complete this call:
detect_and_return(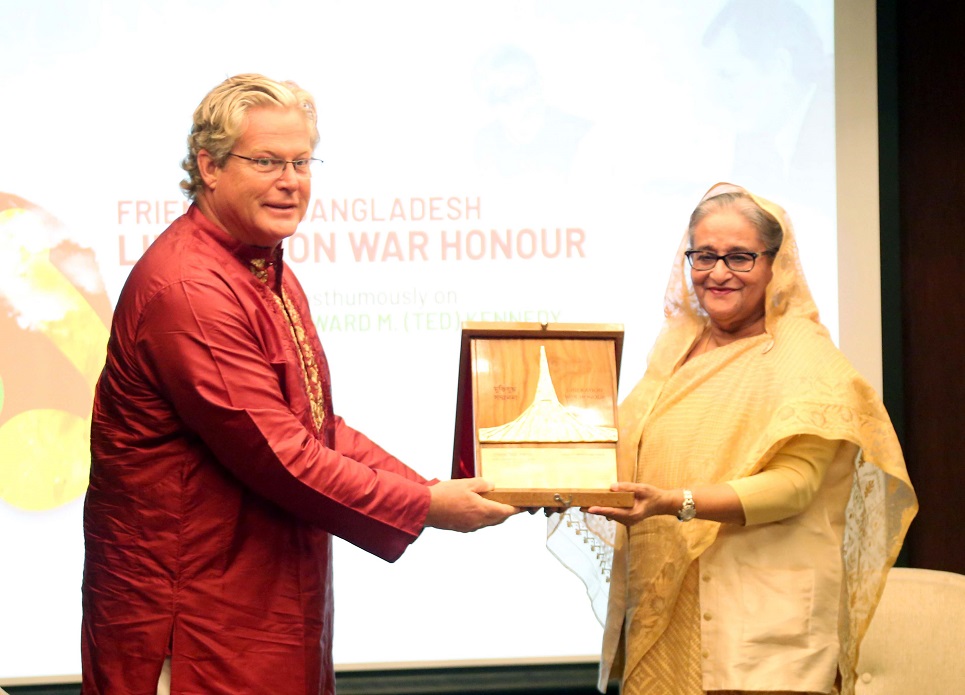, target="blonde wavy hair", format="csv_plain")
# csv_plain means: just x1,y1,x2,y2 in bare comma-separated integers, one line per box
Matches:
180,73,320,200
